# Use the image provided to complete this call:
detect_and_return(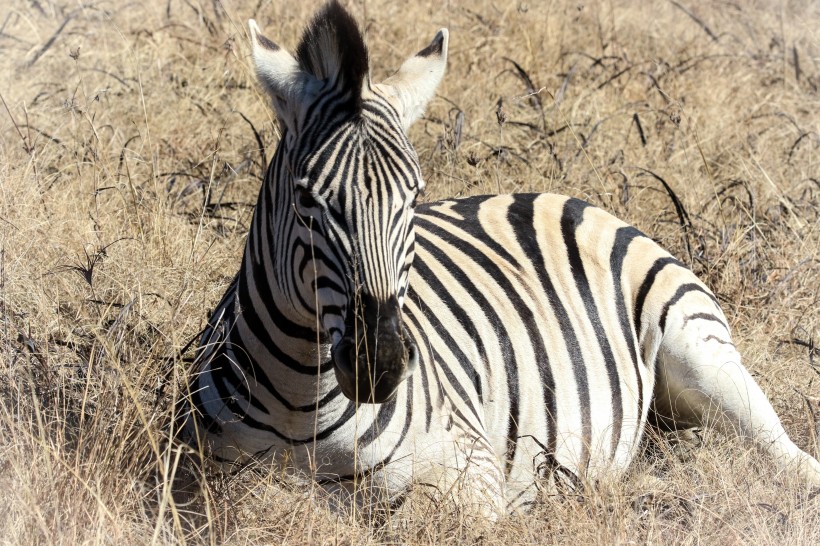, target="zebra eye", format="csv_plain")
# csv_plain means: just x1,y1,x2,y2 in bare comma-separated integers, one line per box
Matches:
295,186,317,210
